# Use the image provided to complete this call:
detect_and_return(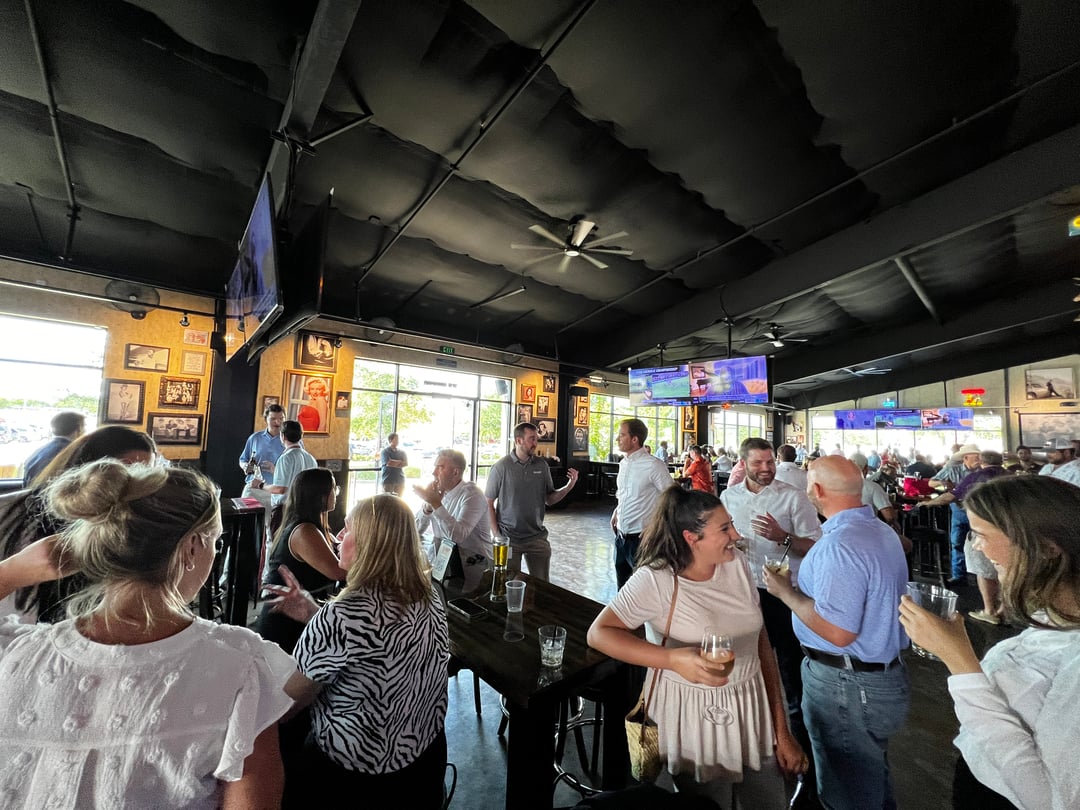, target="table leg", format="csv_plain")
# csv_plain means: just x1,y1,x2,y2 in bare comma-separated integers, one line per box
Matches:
506,696,559,809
